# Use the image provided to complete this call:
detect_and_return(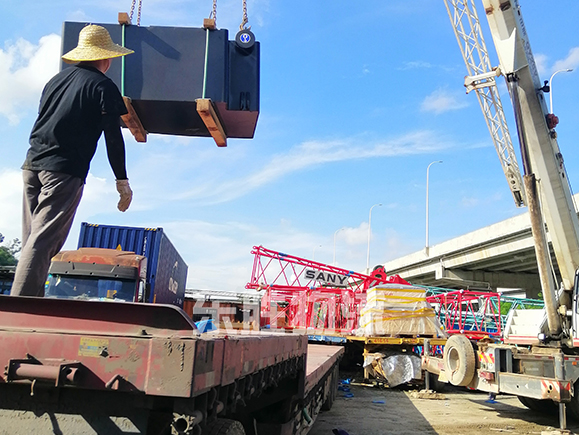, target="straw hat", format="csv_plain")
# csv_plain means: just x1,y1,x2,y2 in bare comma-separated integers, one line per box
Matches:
62,24,134,64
